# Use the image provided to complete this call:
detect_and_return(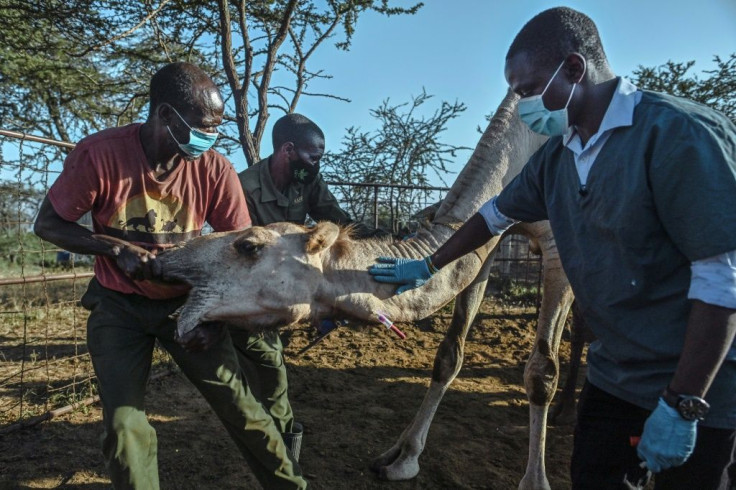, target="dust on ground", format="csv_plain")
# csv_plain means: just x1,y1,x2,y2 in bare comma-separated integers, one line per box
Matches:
0,300,579,489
